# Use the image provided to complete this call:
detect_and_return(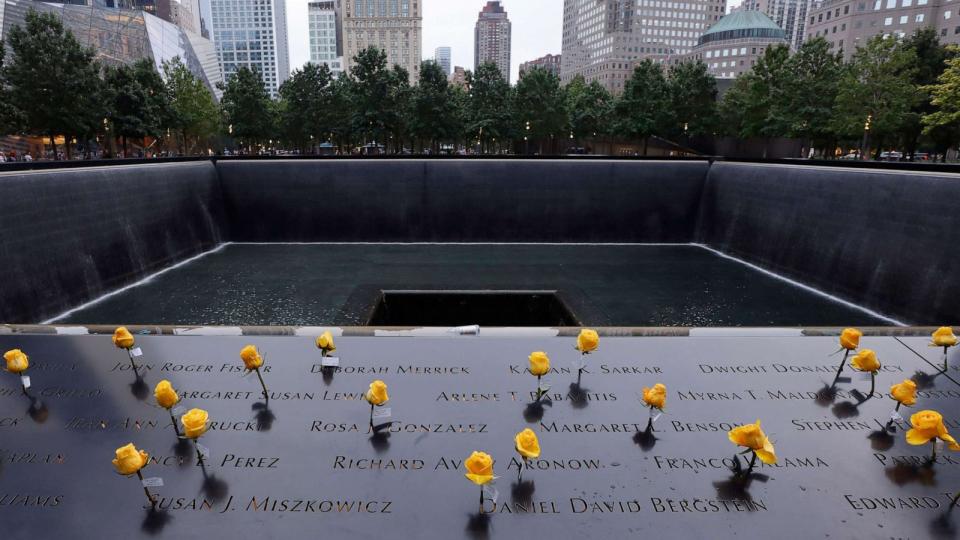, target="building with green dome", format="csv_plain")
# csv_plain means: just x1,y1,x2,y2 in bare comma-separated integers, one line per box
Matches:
686,10,787,78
